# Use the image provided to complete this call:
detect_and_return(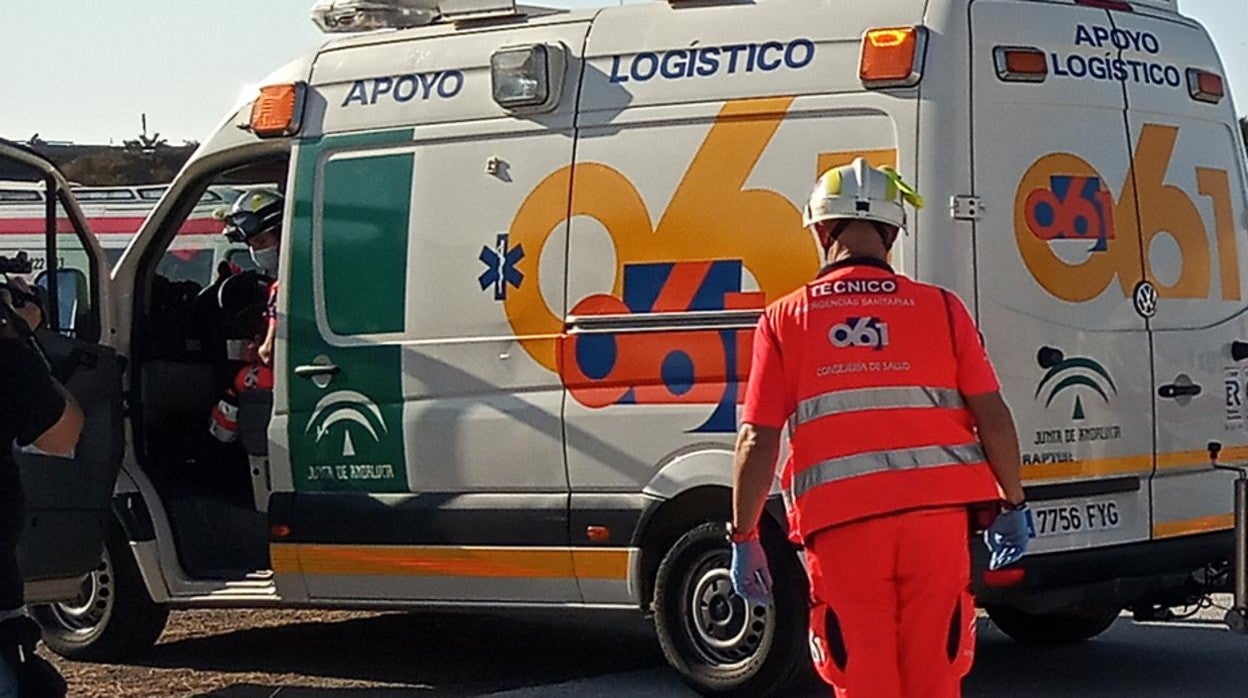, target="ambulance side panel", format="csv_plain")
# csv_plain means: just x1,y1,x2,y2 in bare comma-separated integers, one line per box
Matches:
274,20,593,604
557,0,922,604
971,0,1154,553
1110,10,1248,540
